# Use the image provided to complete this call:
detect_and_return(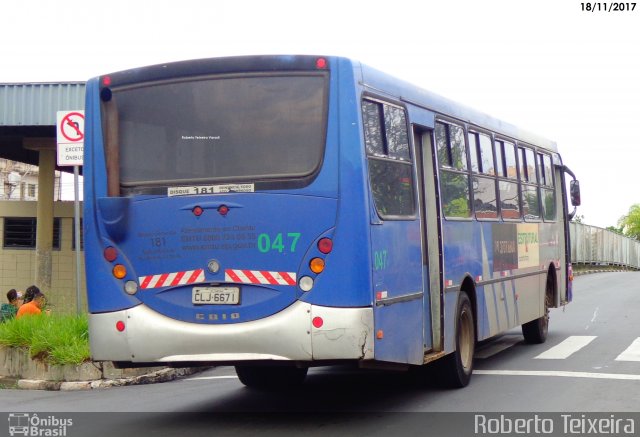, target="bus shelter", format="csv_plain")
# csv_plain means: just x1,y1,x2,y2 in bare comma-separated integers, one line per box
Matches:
0,82,85,297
